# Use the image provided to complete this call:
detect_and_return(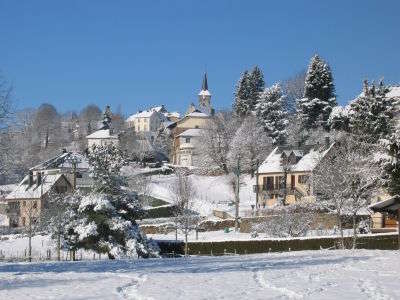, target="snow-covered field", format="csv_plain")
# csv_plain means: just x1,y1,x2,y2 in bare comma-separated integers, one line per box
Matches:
148,174,256,217
0,249,399,299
